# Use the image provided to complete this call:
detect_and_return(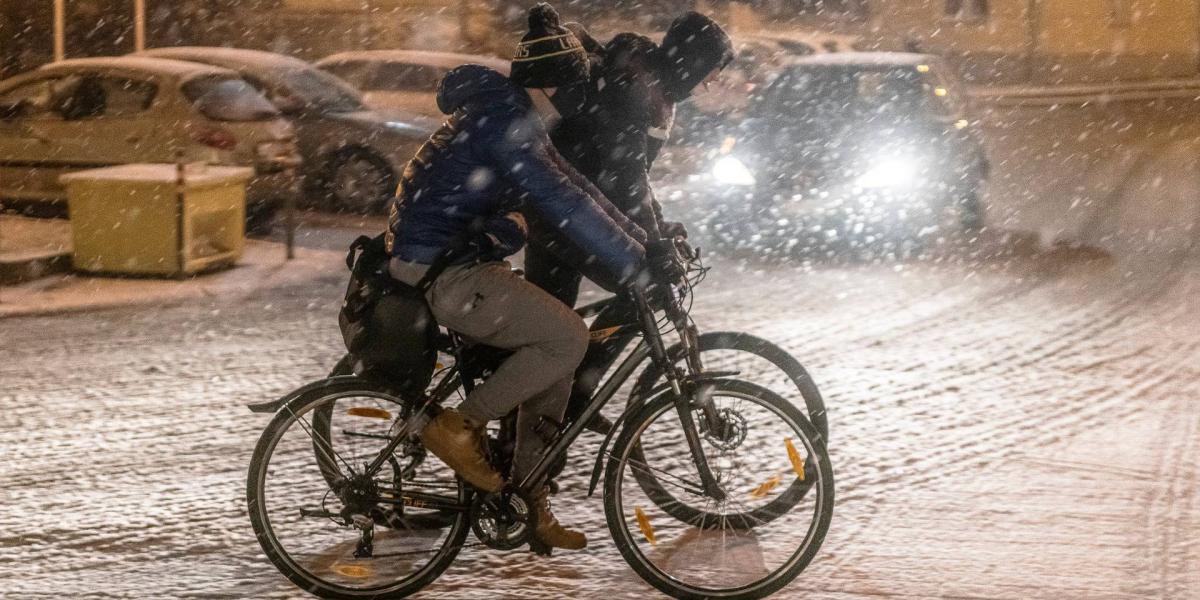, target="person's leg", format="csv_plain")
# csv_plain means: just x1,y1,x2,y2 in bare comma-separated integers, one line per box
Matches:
428,263,587,422
416,261,587,494
564,294,641,428
514,376,586,550
512,376,571,486
424,261,589,550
